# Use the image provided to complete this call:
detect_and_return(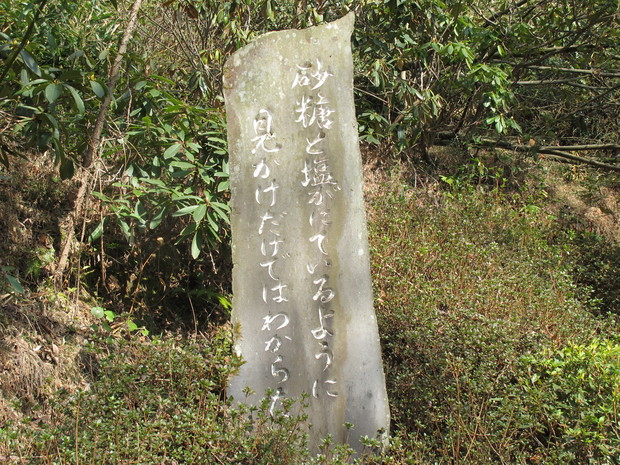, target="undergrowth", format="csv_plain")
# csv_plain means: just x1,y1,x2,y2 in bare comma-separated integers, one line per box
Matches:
1,161,619,464
368,166,619,464
0,330,313,465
